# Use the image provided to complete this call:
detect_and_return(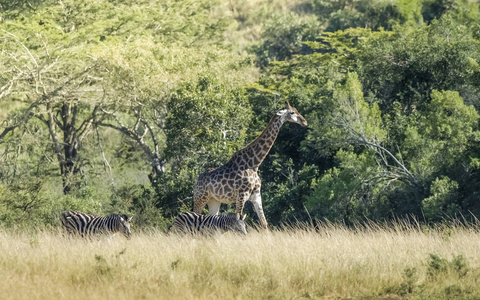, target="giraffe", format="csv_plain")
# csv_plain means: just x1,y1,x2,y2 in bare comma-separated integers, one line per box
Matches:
193,101,307,229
